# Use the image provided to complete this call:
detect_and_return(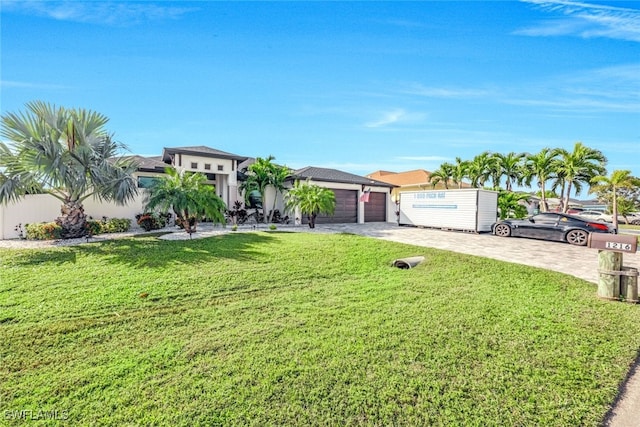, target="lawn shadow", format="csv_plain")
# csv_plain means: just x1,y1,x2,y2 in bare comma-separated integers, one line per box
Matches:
1,249,77,267
76,232,277,269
